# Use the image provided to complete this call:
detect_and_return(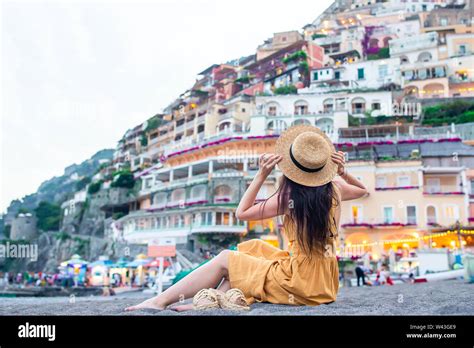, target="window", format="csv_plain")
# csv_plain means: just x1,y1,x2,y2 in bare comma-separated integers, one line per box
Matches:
352,101,366,114
383,206,394,224
372,102,381,110
357,68,365,80
376,176,387,188
268,106,277,116
378,64,388,78
397,176,410,187
459,45,467,55
351,205,363,223
426,178,440,193
470,179,474,194
313,71,319,81
207,212,212,225
445,205,459,222
440,17,448,26
335,71,341,80
145,178,153,189
427,206,437,224
406,206,417,225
